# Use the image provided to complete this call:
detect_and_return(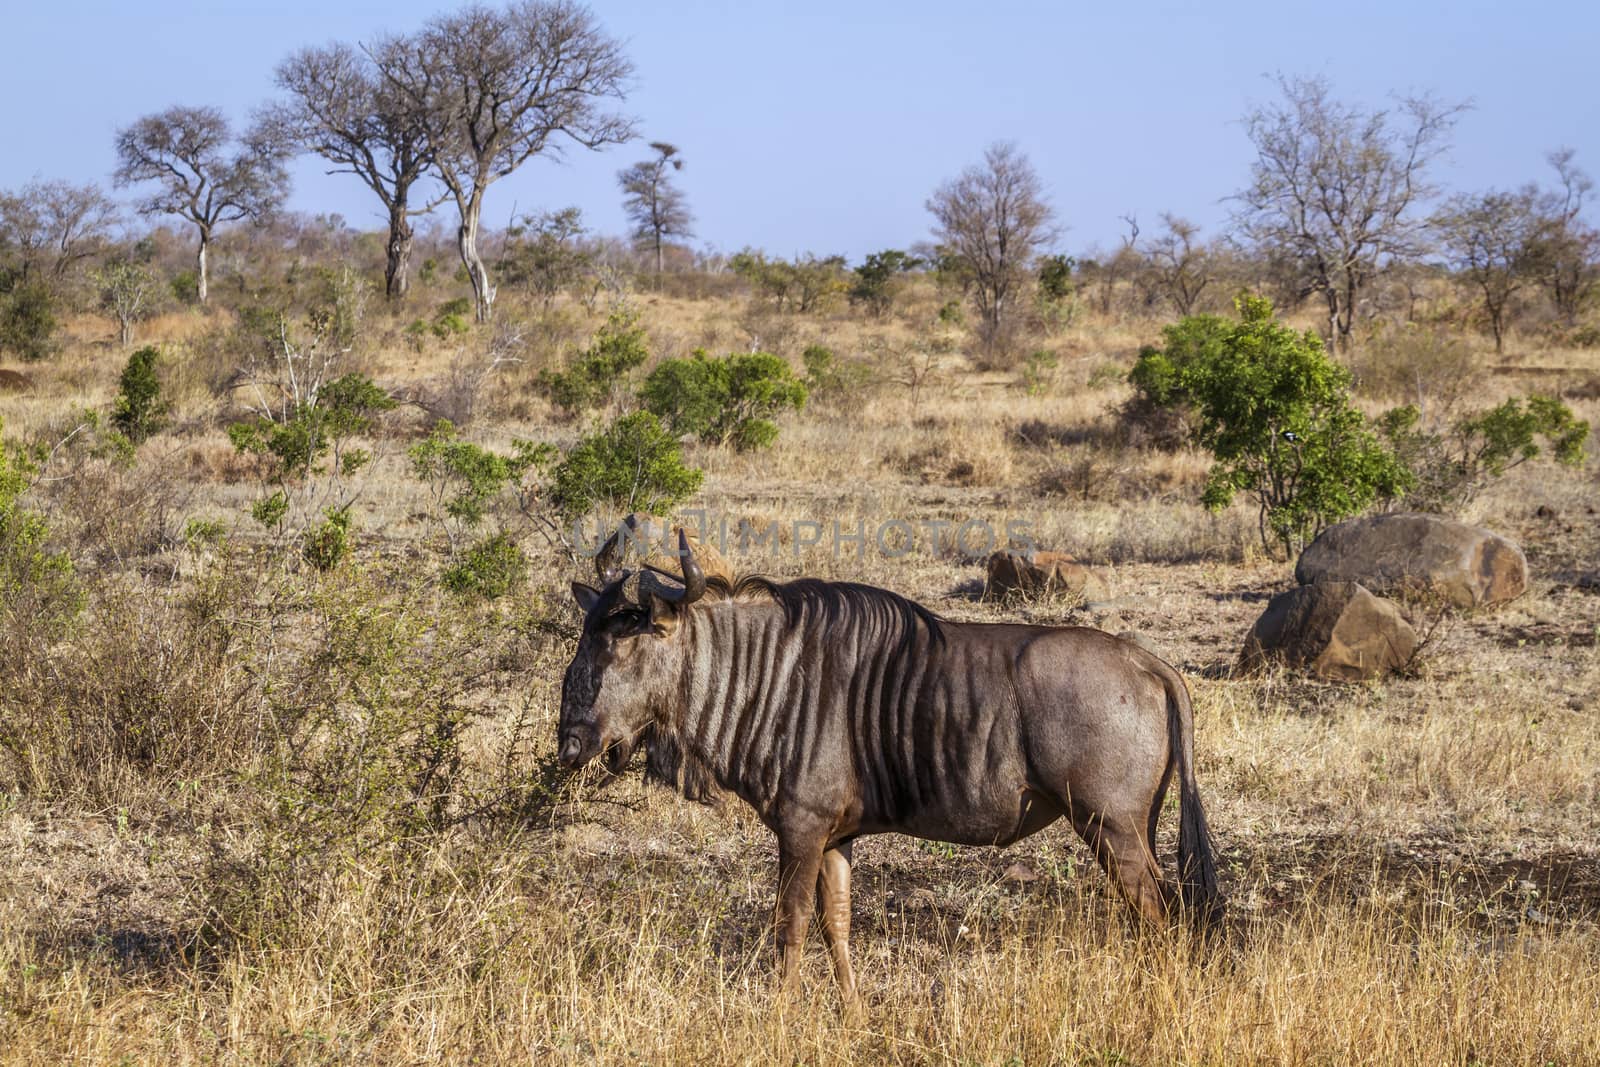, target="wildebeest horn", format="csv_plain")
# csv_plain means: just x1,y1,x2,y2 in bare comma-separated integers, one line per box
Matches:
596,515,643,583
647,529,705,606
